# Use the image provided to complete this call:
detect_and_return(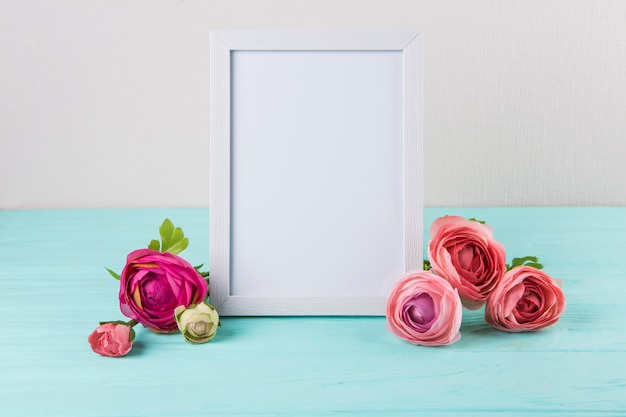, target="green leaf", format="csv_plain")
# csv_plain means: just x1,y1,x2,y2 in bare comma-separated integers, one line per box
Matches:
106,267,121,280
151,218,192,254
468,217,486,224
507,256,544,271
512,256,538,267
99,320,128,325
163,227,185,252
167,237,189,255
194,264,210,278
159,218,175,252
172,227,184,244
423,259,431,271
